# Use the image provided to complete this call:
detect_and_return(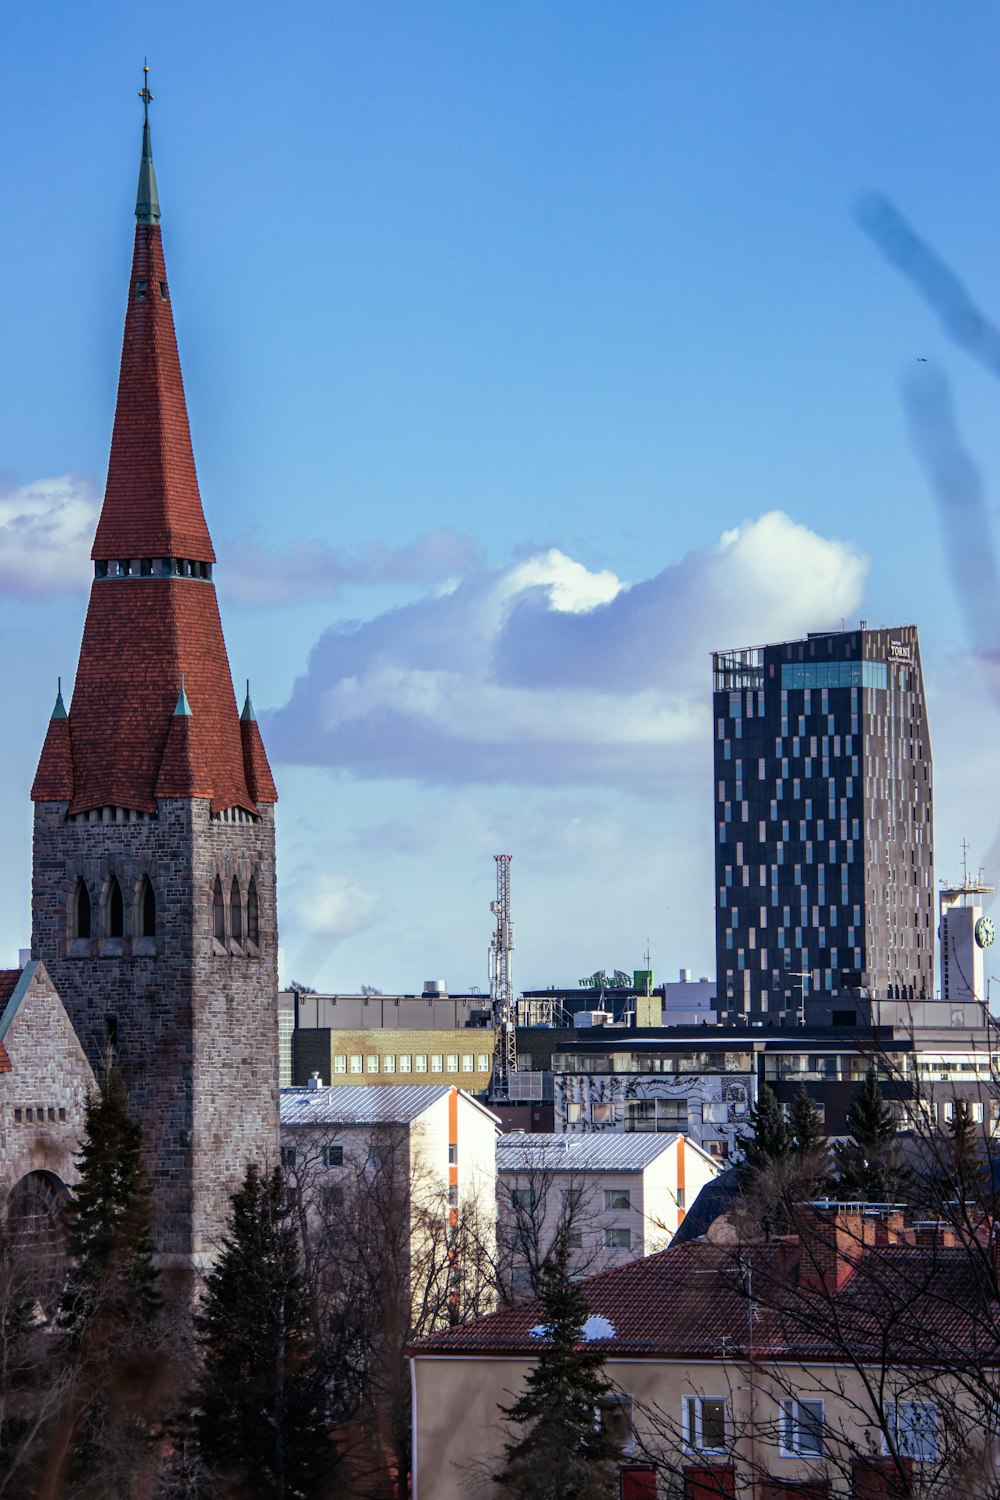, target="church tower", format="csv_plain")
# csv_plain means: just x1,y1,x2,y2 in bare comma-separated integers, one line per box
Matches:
30,74,279,1274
